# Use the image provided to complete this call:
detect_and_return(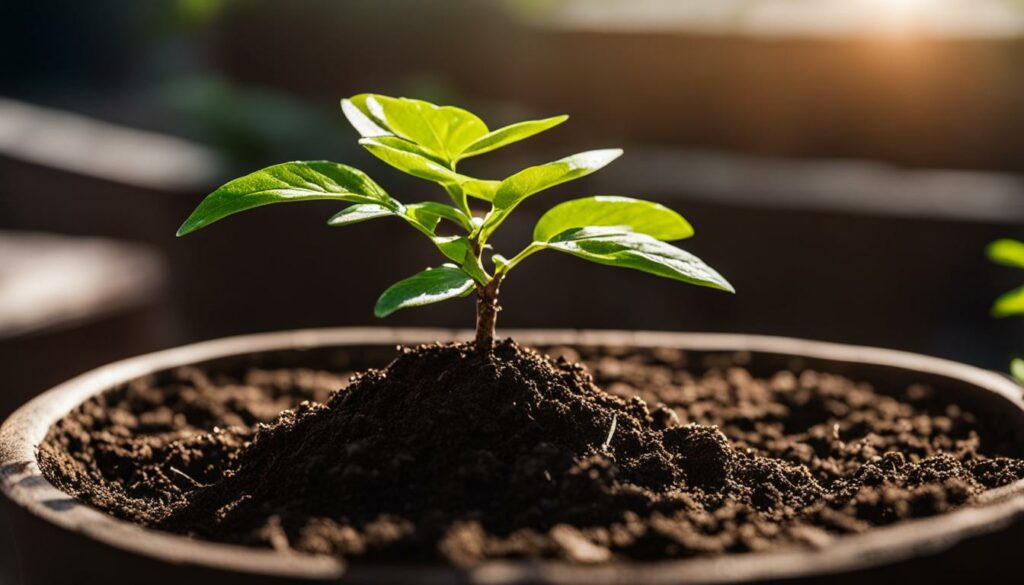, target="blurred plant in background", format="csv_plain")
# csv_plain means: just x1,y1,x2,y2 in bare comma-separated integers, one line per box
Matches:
173,0,231,28
988,239,1024,382
158,76,354,169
